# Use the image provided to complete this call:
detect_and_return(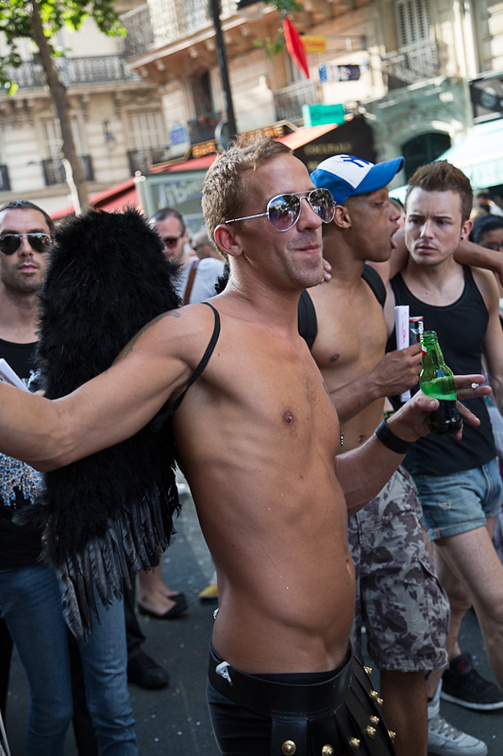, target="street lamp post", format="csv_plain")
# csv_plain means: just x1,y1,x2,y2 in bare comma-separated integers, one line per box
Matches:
208,0,238,143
